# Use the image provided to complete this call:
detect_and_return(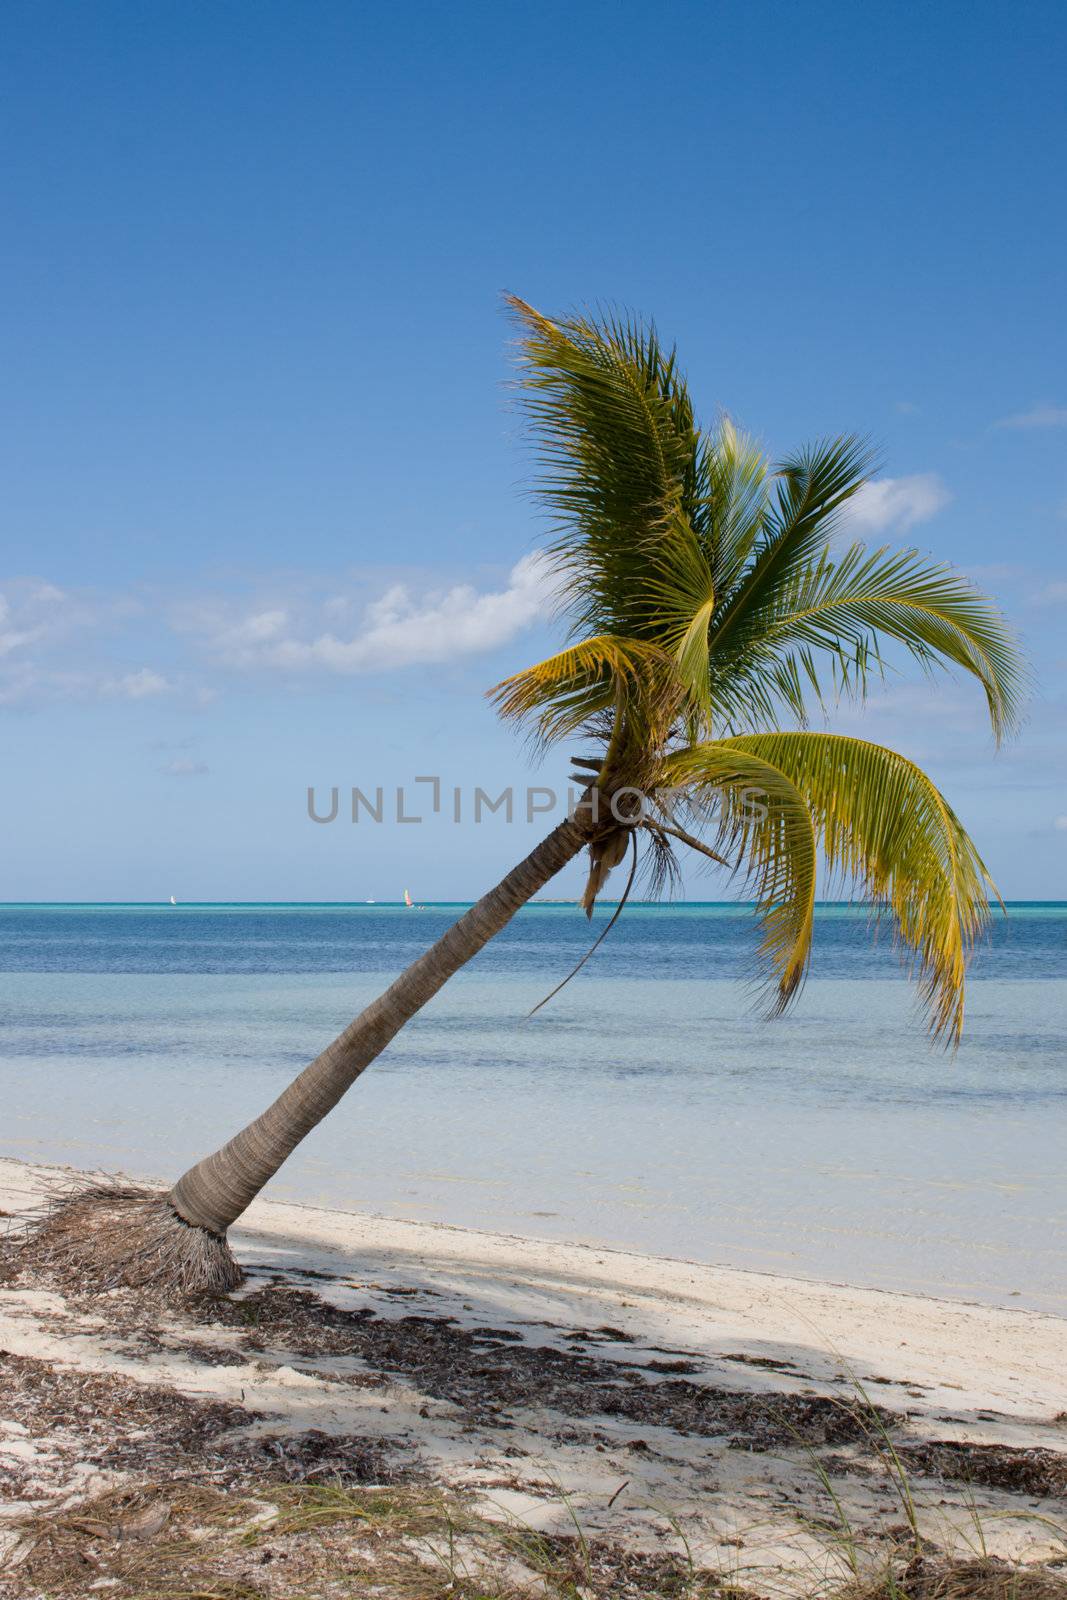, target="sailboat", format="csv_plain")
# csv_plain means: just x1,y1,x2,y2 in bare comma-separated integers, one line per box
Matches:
403,889,413,908
169,896,177,906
